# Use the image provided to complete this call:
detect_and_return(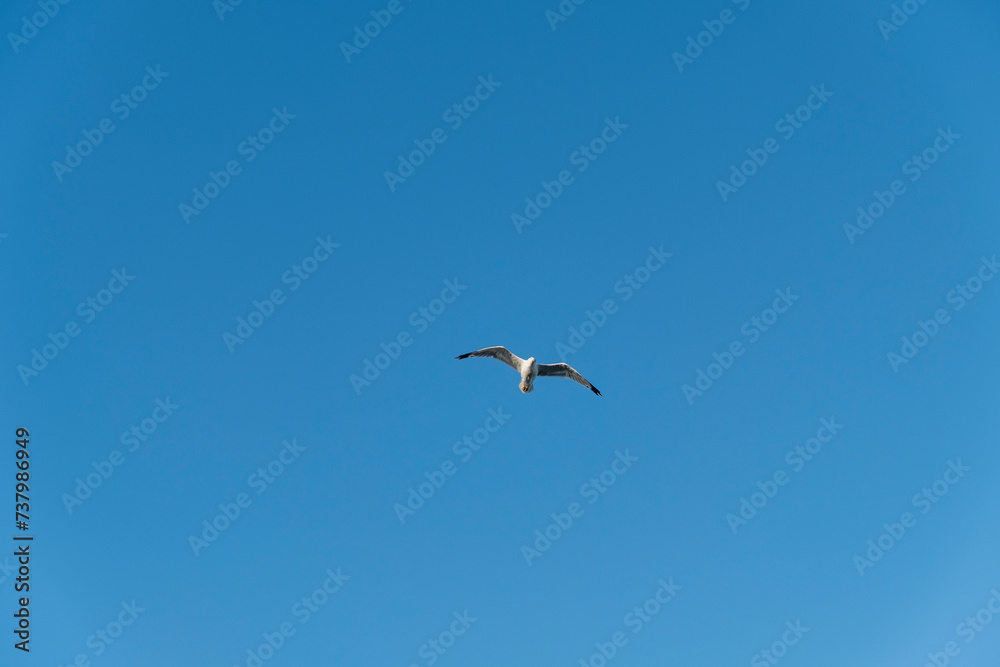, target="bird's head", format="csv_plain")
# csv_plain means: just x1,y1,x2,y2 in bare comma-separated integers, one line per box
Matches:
526,357,536,364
